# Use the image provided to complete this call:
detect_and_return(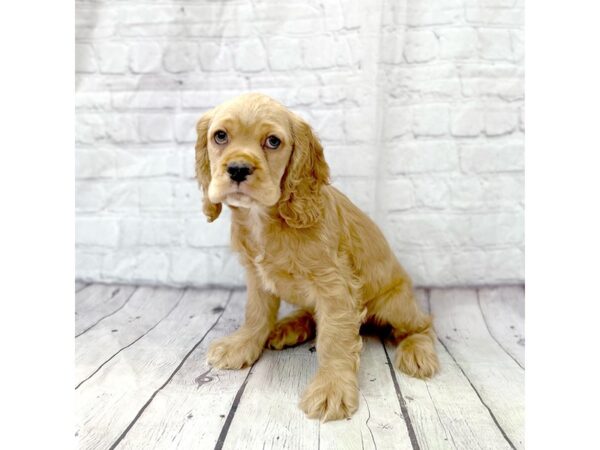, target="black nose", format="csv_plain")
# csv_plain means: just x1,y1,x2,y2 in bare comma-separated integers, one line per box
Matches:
227,162,254,183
